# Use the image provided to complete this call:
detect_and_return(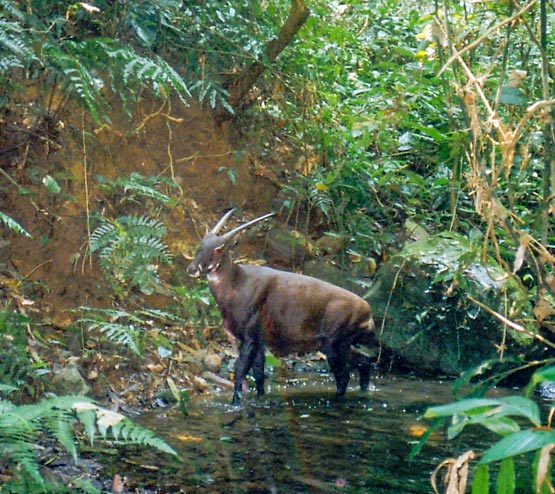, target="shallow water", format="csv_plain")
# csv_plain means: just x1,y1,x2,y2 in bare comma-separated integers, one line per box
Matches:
123,372,504,494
